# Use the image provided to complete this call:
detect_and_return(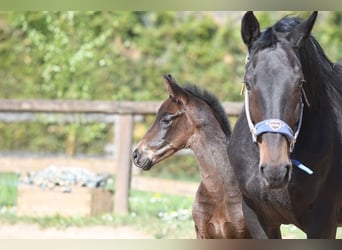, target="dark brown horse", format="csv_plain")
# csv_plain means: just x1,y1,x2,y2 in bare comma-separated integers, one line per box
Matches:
228,11,342,238
132,74,250,239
